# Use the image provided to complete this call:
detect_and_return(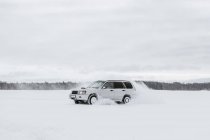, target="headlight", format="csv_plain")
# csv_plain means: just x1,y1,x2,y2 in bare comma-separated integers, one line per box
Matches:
79,91,86,94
